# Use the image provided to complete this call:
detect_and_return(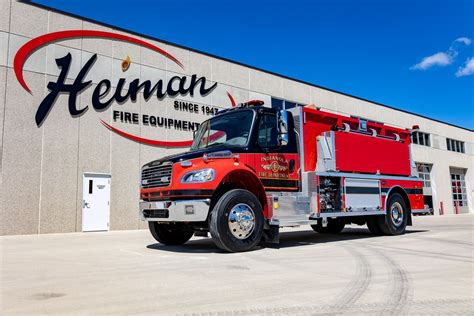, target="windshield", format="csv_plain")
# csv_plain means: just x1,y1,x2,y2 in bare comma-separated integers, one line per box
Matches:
191,110,254,150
